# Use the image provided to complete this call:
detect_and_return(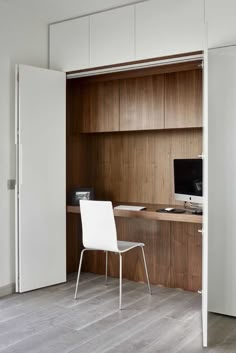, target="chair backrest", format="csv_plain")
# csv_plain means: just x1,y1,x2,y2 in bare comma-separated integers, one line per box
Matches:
80,200,119,252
